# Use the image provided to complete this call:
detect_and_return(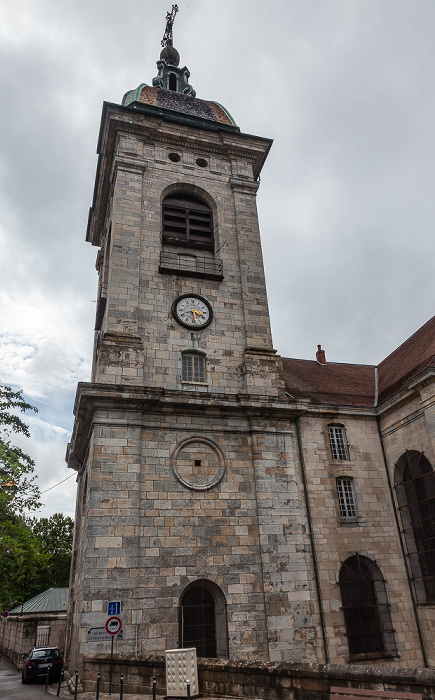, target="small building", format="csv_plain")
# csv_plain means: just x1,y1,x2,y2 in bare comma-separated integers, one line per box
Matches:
0,588,68,668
